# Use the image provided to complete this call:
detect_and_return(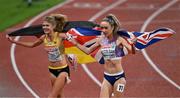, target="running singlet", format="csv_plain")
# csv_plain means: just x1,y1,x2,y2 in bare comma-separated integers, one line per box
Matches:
44,32,64,62
100,38,124,60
